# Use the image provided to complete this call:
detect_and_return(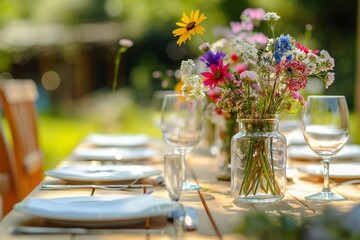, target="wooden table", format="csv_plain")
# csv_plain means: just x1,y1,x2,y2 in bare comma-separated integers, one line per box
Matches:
0,138,359,240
